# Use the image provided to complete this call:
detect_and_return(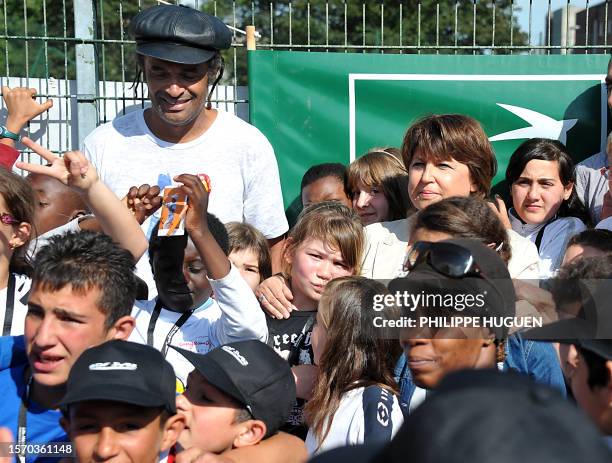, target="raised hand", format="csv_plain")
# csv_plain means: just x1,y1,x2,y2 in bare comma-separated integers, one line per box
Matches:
123,184,162,224
2,86,53,132
15,137,97,194
488,194,513,230
16,138,148,262
173,173,211,235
